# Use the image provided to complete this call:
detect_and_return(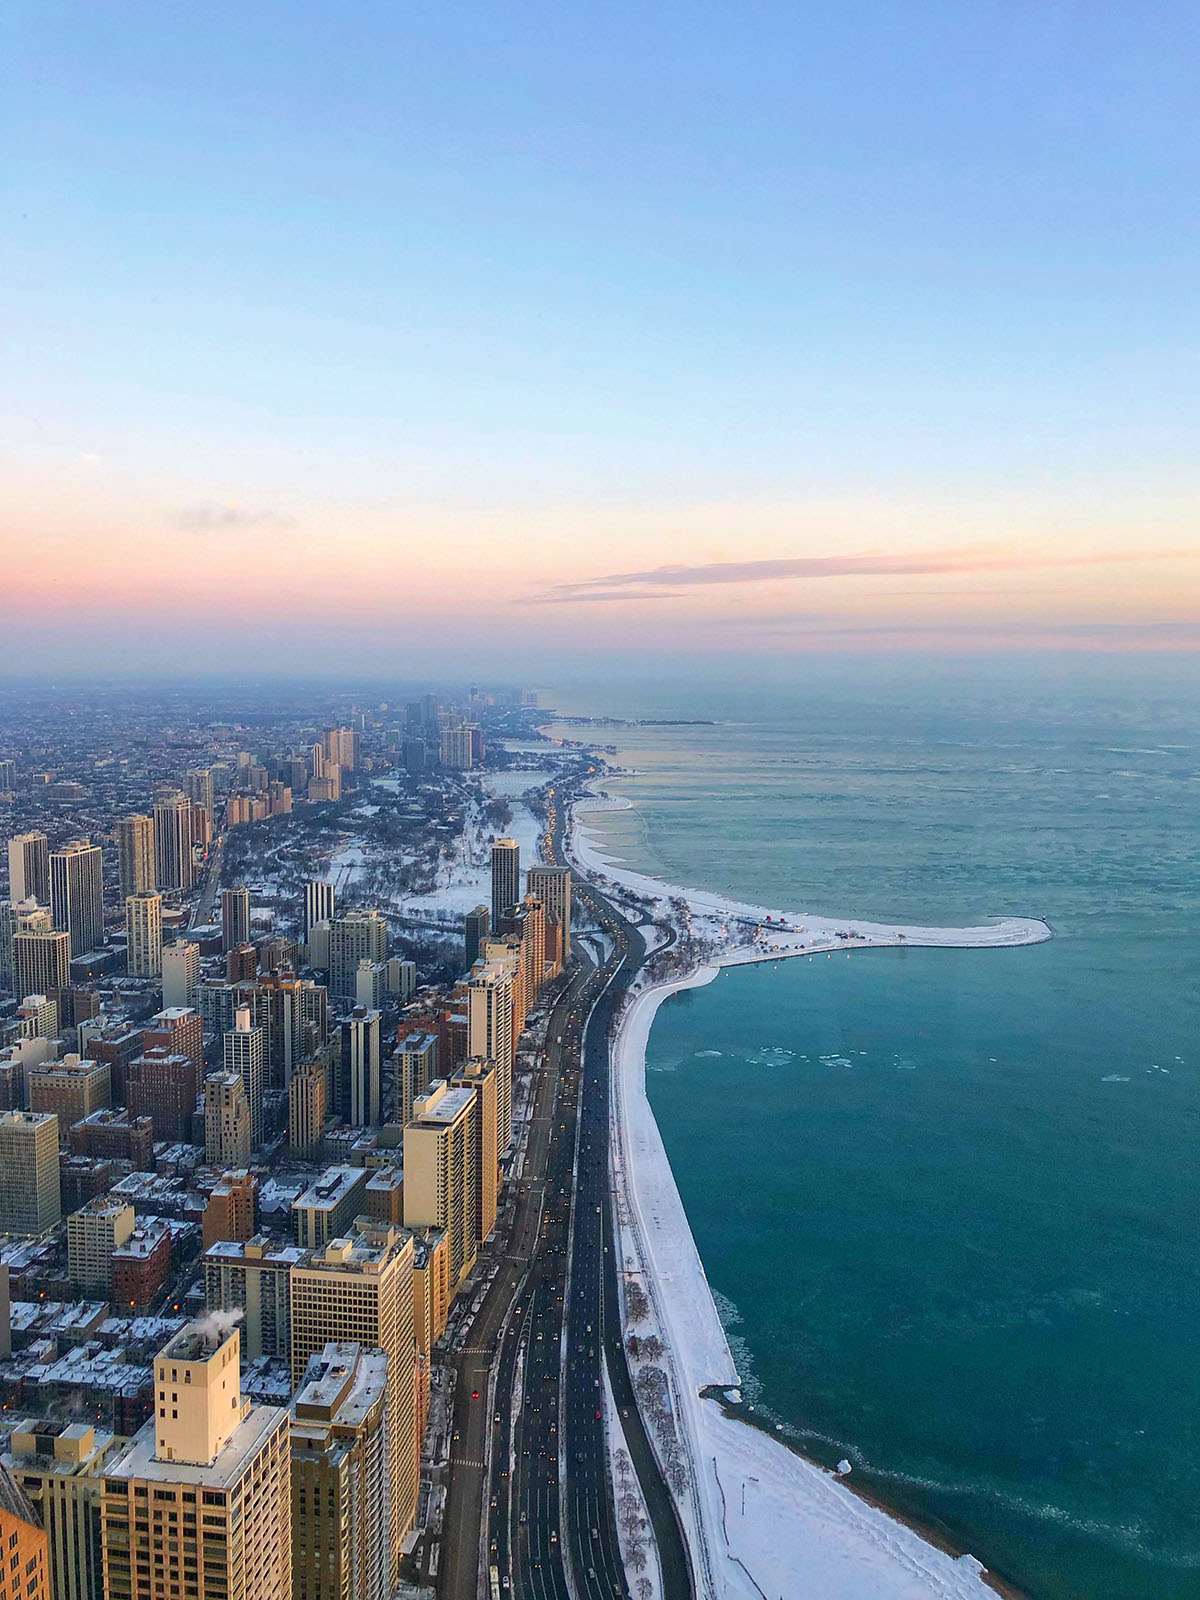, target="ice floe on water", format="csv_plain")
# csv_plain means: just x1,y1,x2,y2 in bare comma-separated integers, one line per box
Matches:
695,1049,723,1058
745,1046,795,1067
1102,1075,1130,1082
820,1053,854,1069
